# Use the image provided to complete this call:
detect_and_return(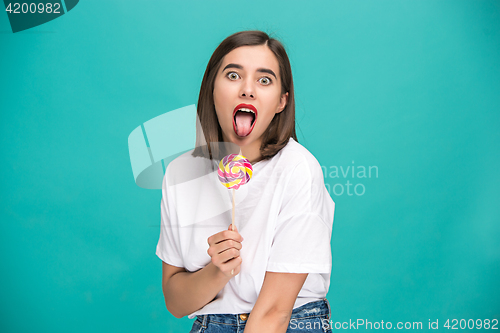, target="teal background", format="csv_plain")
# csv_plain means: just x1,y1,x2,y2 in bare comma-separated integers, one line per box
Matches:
1,0,499,331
